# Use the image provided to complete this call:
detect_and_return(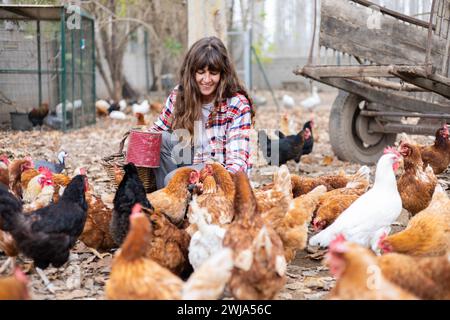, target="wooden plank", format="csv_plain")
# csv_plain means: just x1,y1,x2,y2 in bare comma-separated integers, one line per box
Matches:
390,65,450,98
320,0,448,70
300,67,450,112
350,0,434,29
297,65,395,78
